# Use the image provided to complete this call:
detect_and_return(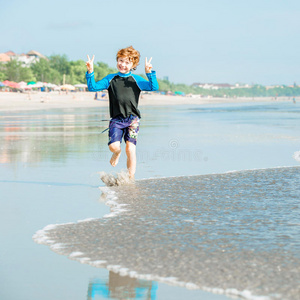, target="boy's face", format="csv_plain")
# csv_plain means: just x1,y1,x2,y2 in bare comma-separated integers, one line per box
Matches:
117,56,134,74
